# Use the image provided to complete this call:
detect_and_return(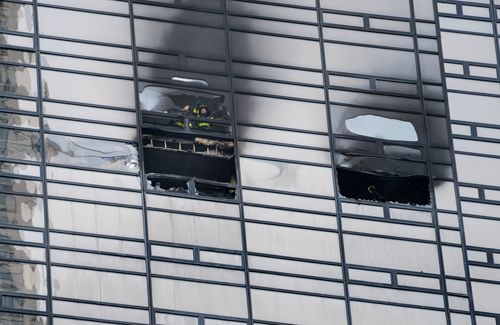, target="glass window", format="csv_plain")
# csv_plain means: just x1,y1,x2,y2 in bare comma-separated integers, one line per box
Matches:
151,278,248,318
0,97,37,113
199,250,242,267
449,92,500,125
456,154,500,187
51,266,148,306
150,261,245,284
230,31,321,69
244,205,337,230
134,4,223,27
350,301,446,325
323,12,364,27
0,32,33,48
369,18,410,33
250,272,344,295
0,2,34,33
240,157,334,196
38,0,129,14
238,126,330,149
324,43,417,80
341,218,435,241
349,268,391,284
155,313,198,325
45,117,137,141
320,0,411,18
349,284,444,308
0,112,39,129
323,28,414,49
232,62,324,86
441,32,496,64
243,189,336,213
50,232,144,256
345,115,418,141
228,1,317,23
52,300,149,324
50,249,145,273
471,281,500,313
413,0,435,20
246,222,341,262
233,78,324,101
40,54,133,78
45,134,139,173
38,7,131,45
0,176,42,195
228,16,319,38
146,194,240,218
463,217,500,250
0,194,44,228
41,70,135,109
236,94,328,132
0,64,38,97
151,245,193,261
43,101,137,126
46,166,141,190
0,227,43,244
47,182,142,206
343,234,440,273
134,19,226,60
249,255,343,279
39,37,133,62
442,245,465,277
0,261,47,295
251,289,347,325
0,312,46,325
0,244,45,262
0,48,36,65
48,199,144,238
0,128,41,161
147,210,242,250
